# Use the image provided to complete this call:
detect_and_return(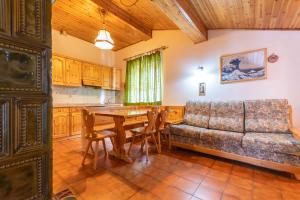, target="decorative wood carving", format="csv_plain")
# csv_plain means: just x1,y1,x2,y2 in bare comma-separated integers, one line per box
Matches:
0,1,52,198
0,0,11,37
0,41,46,93
0,155,48,199
0,98,10,159
13,0,51,46
14,98,48,154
